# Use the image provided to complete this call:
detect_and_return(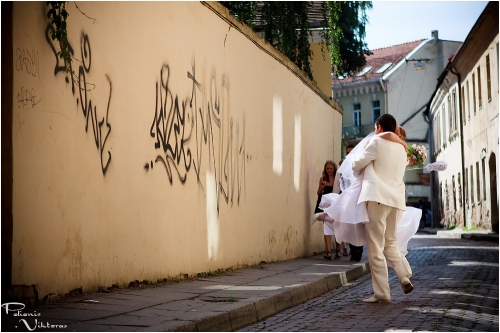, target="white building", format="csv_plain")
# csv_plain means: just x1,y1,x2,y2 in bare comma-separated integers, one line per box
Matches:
426,1,498,231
